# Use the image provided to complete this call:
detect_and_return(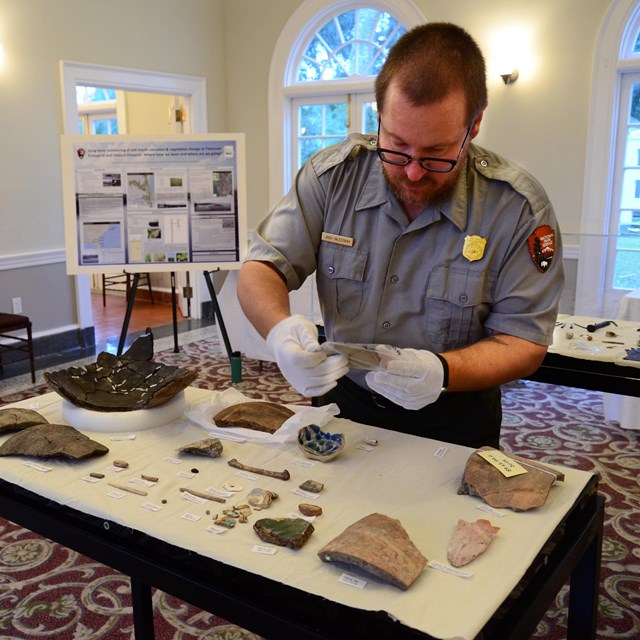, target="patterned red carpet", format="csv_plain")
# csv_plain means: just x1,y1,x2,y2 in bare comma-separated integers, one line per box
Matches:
0,336,639,639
